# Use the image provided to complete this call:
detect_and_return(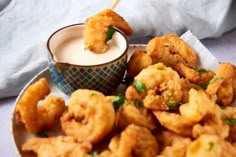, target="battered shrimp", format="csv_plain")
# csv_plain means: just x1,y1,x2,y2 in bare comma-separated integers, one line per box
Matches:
186,134,236,157
22,136,92,157
179,88,215,123
108,124,158,157
192,105,229,139
174,62,214,85
84,9,132,53
15,78,65,133
116,102,157,130
156,131,192,157
153,111,193,136
125,63,183,110
37,96,66,130
180,89,229,139
146,34,197,67
206,62,235,106
61,89,115,144
127,50,153,77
